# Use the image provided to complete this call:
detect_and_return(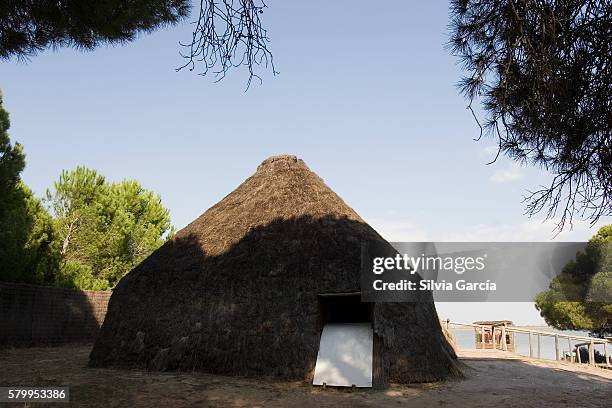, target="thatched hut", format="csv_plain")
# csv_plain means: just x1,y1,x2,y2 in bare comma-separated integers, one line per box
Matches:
89,155,459,386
